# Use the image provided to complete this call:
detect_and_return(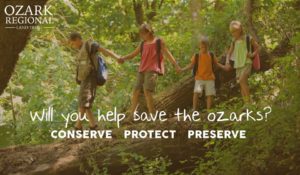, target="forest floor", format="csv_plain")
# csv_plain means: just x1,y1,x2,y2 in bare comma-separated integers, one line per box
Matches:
0,116,206,175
